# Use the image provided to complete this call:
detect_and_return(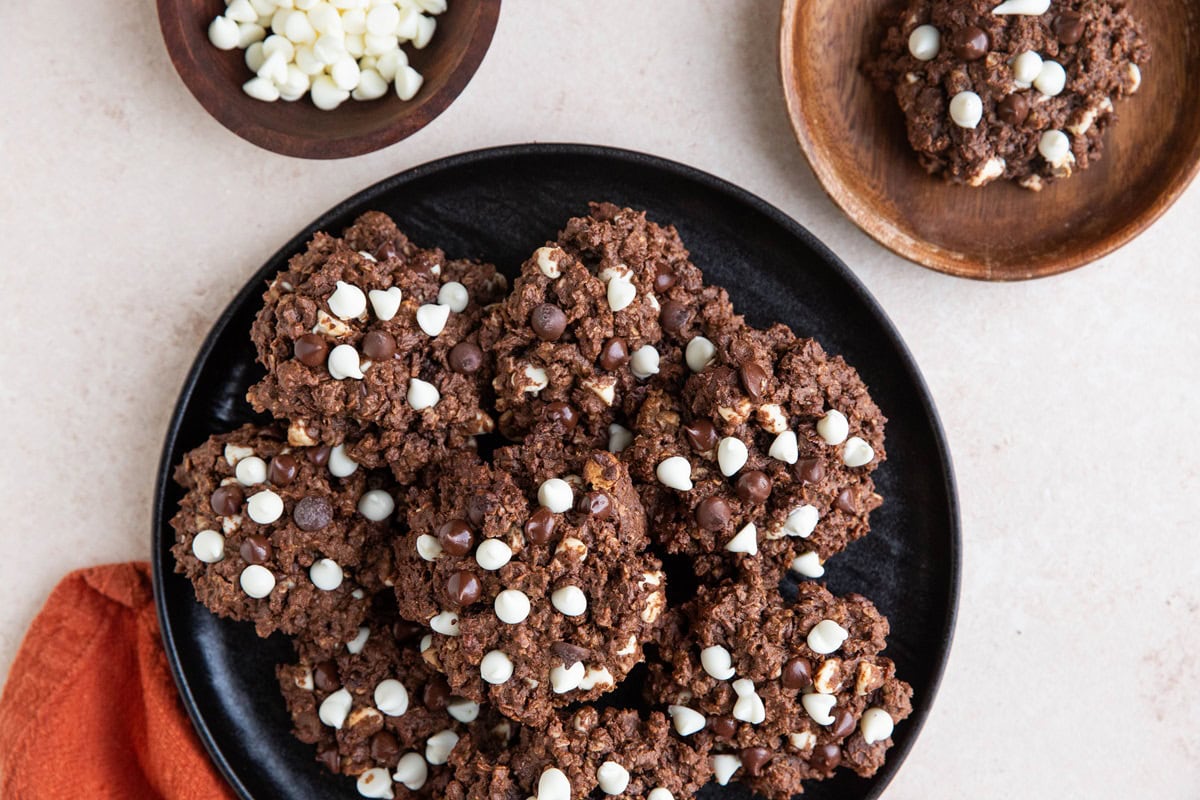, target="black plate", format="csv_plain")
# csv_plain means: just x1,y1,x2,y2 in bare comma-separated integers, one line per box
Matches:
153,144,959,800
